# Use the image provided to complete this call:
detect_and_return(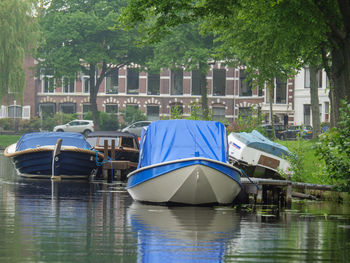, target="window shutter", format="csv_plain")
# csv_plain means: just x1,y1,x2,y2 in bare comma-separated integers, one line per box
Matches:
0,105,7,118
22,106,31,119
